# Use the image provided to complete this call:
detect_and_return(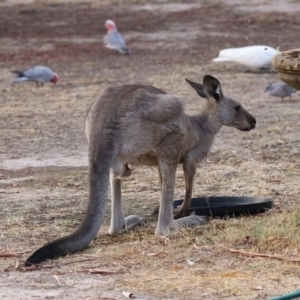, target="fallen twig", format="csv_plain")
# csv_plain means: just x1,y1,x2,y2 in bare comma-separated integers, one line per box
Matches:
277,139,300,145
20,257,94,269
0,250,31,258
21,262,56,269
215,243,300,262
75,267,120,275
81,254,103,258
266,180,282,183
145,251,167,257
60,258,94,266
0,252,20,258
